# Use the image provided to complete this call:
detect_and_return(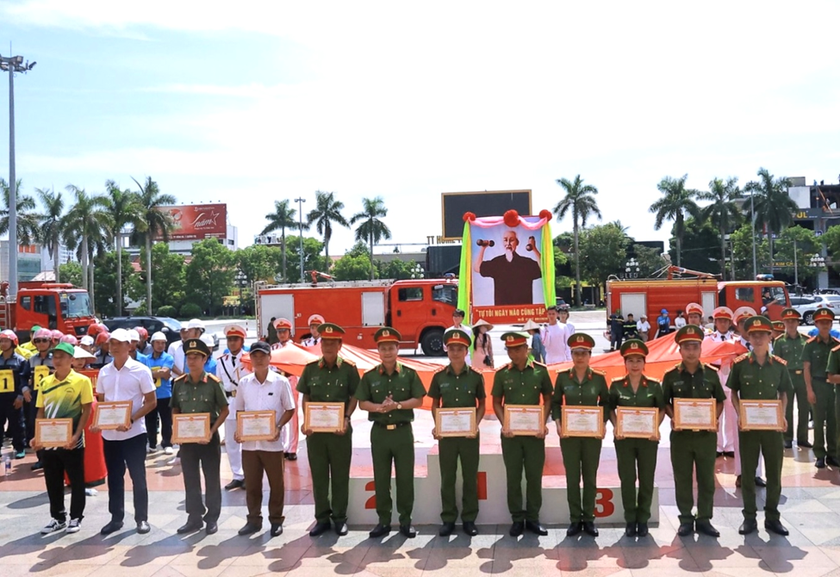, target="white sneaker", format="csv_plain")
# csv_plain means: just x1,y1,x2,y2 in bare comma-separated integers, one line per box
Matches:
167,457,180,466
41,519,67,534
163,447,175,455
67,519,81,533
